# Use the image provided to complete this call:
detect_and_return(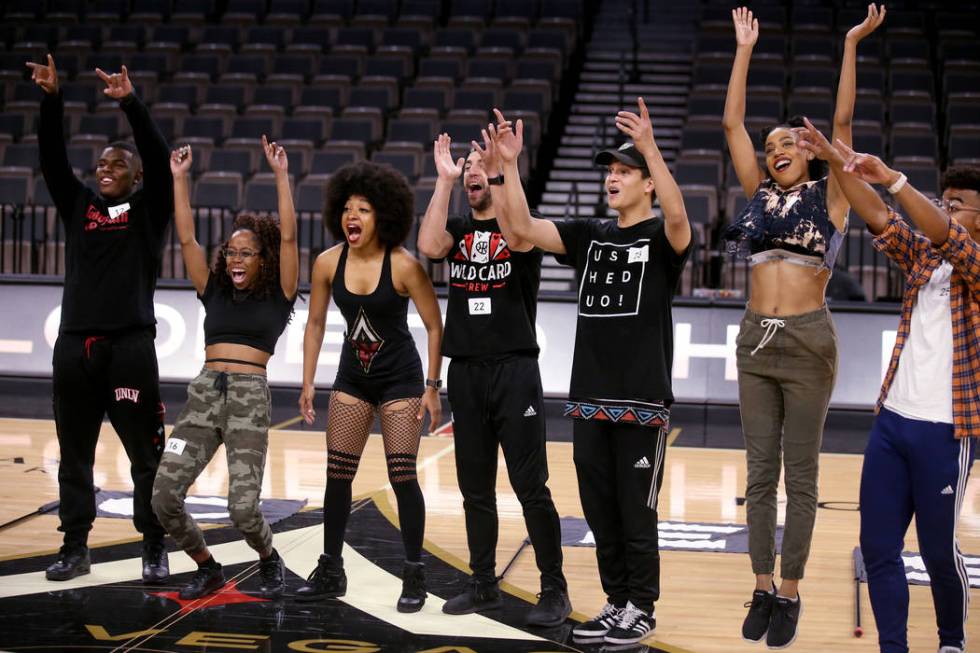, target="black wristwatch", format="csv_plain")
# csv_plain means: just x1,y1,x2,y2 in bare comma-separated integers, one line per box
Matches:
486,174,505,186
425,378,442,389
